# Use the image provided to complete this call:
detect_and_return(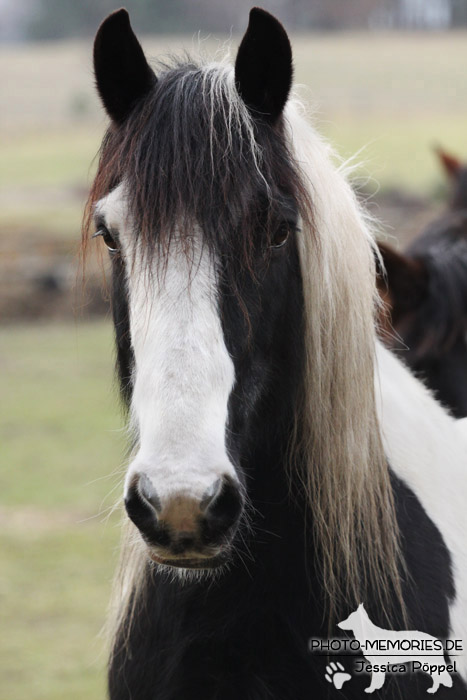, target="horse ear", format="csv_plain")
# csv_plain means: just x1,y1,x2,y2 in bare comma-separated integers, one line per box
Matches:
377,242,428,320
235,7,292,123
435,145,461,180
93,9,156,124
